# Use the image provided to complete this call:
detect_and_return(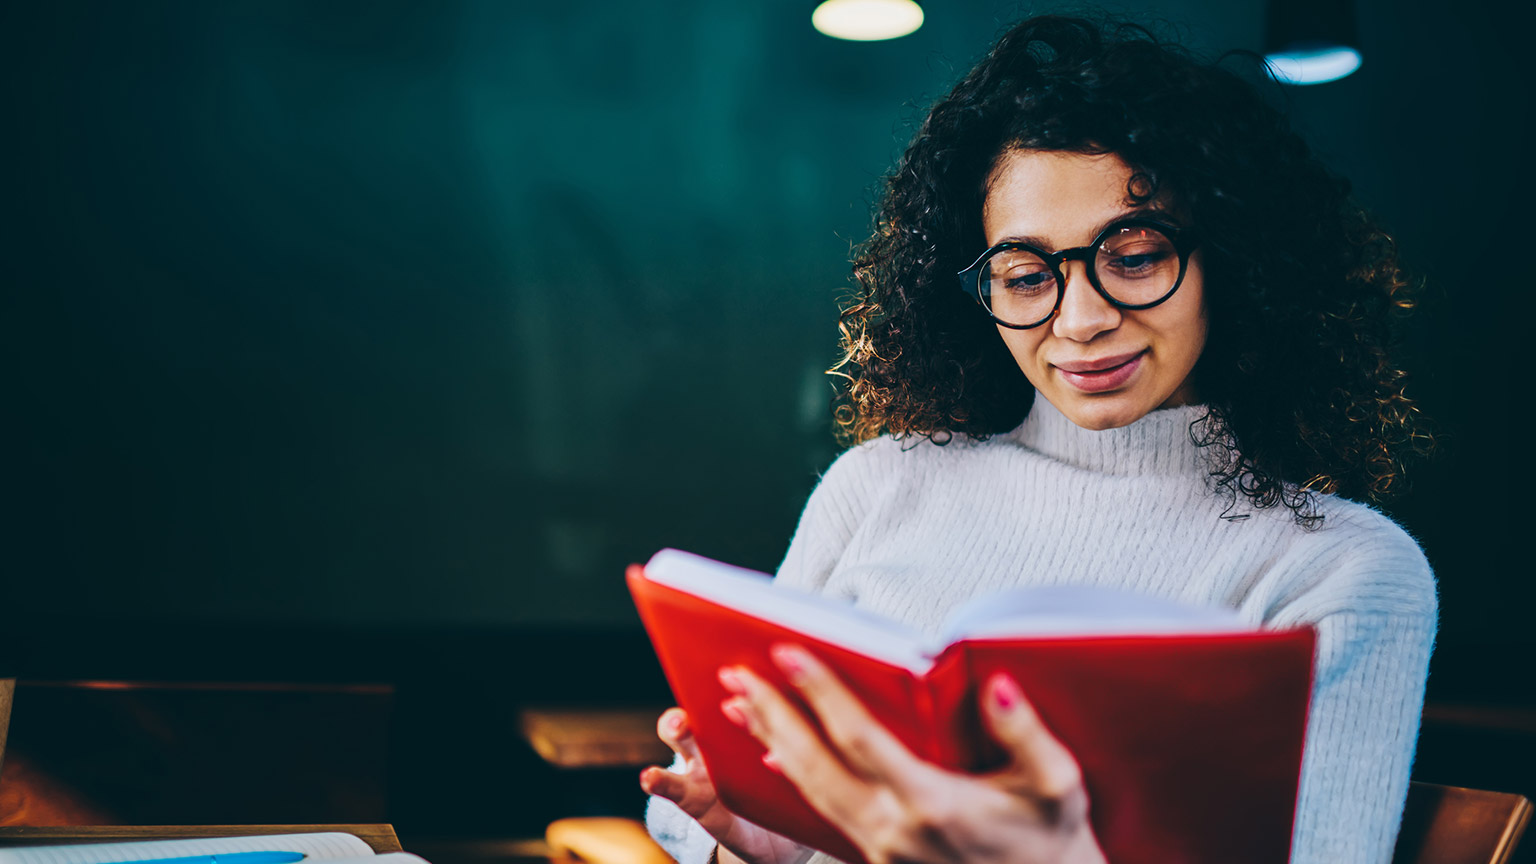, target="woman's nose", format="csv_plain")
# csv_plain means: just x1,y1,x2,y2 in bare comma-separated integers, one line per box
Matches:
1051,260,1121,342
